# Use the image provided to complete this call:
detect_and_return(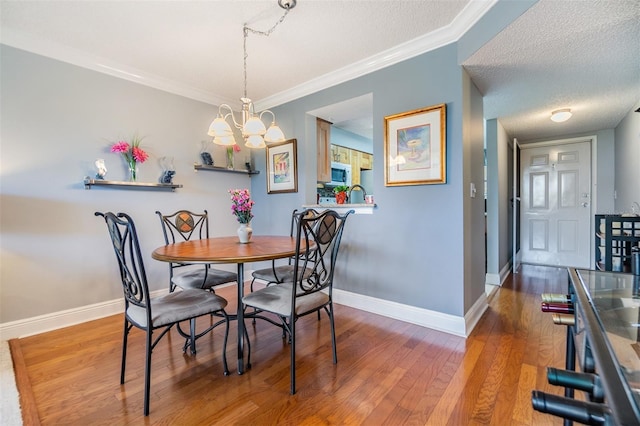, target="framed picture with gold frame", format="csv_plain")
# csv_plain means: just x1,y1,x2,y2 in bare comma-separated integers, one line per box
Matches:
384,103,446,186
266,138,298,194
